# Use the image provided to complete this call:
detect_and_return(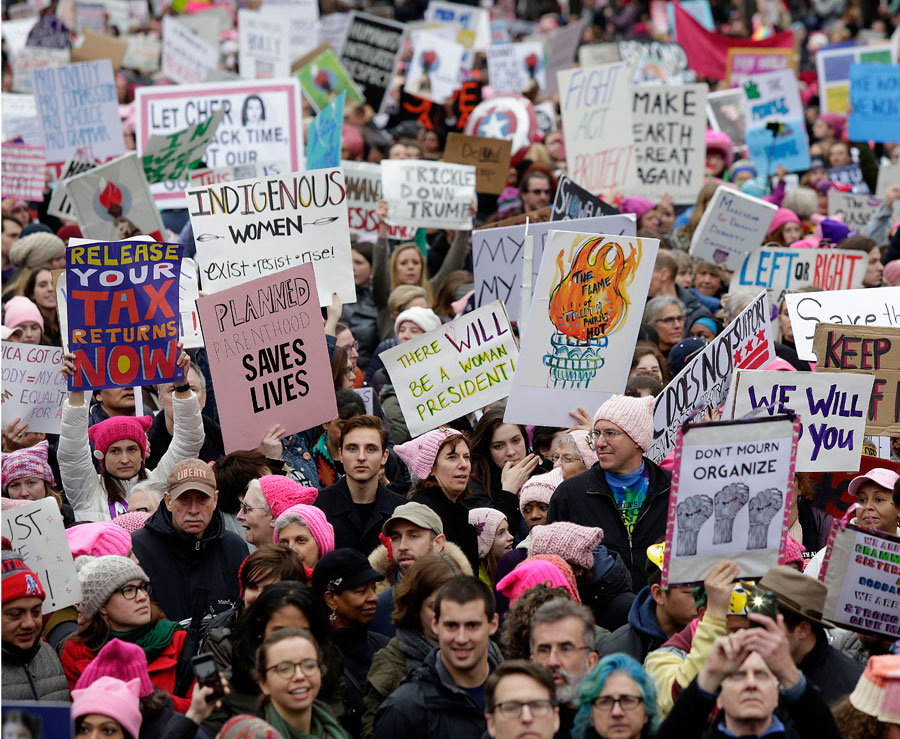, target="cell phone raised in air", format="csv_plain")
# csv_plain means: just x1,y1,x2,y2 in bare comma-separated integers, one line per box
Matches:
746,589,778,626
191,653,224,703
